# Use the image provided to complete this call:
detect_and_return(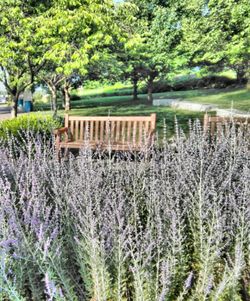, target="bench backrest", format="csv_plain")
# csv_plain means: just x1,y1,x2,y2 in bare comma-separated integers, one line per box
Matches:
65,114,156,145
204,114,250,136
